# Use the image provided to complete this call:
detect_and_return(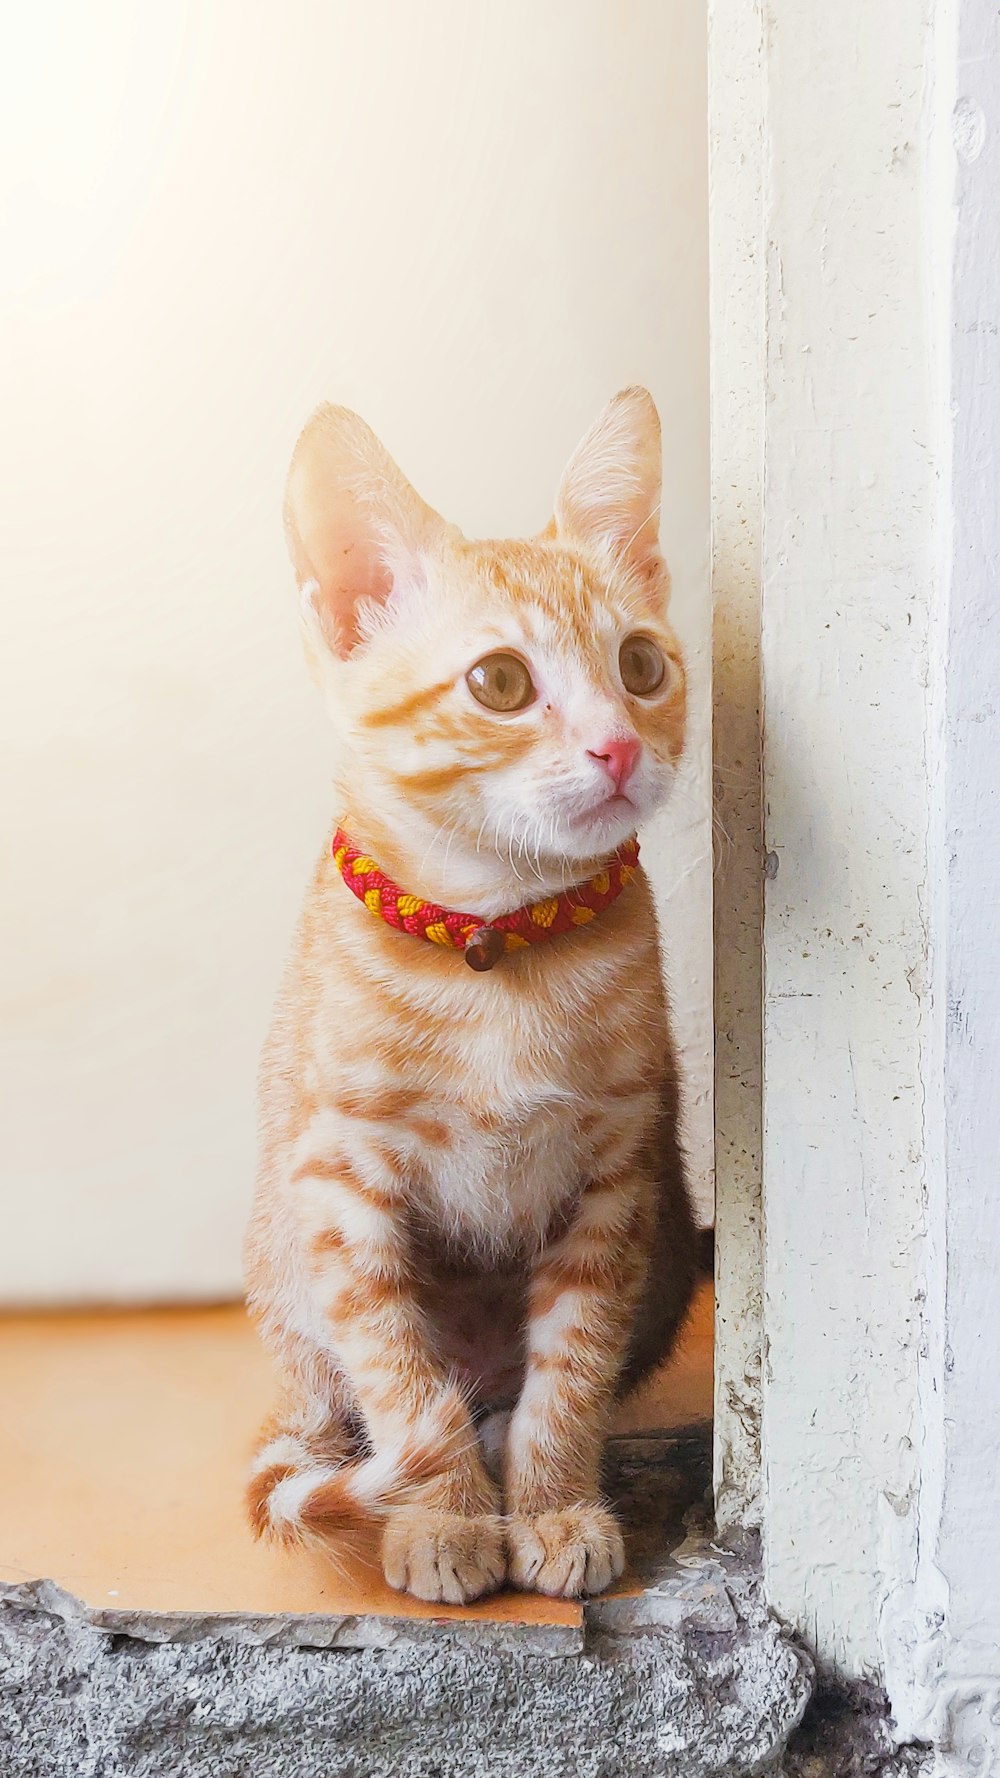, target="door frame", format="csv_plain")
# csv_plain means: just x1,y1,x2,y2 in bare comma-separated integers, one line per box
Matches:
709,0,1000,1751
